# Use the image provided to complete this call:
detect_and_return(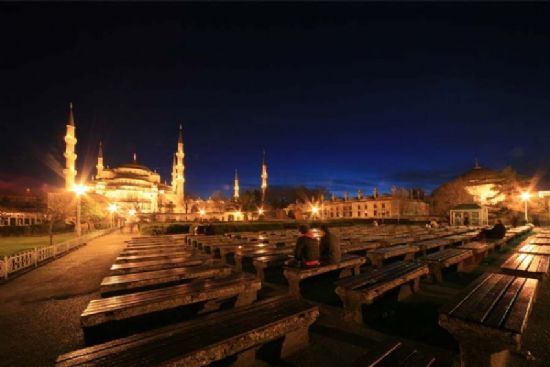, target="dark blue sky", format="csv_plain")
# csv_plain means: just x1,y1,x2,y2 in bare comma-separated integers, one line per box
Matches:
1,3,549,197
